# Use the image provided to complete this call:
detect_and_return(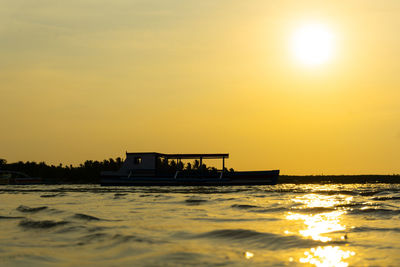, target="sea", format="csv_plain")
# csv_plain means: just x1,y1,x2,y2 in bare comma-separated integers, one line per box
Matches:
0,184,399,267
